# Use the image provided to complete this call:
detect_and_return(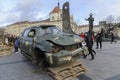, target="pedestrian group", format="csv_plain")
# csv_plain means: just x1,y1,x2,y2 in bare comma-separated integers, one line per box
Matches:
80,31,103,60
